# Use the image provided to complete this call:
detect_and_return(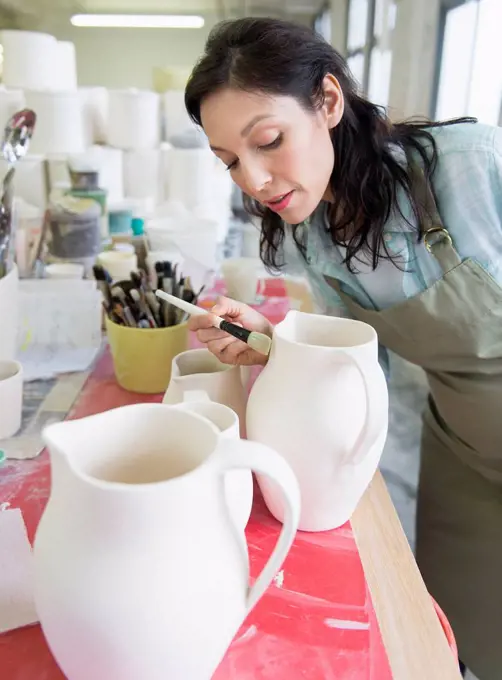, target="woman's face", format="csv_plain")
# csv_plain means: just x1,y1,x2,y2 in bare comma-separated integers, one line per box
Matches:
200,78,343,224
